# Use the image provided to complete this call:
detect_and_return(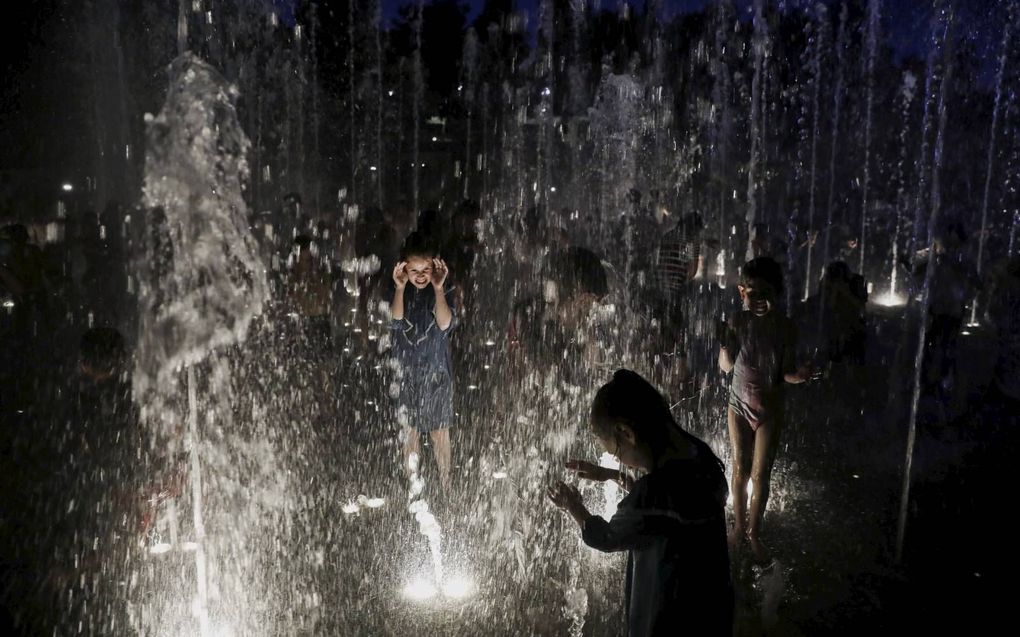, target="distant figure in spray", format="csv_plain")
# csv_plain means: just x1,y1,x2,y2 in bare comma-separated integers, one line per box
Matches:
390,232,457,489
718,257,812,562
906,221,980,399
549,370,733,637
985,254,1020,408
285,235,332,342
